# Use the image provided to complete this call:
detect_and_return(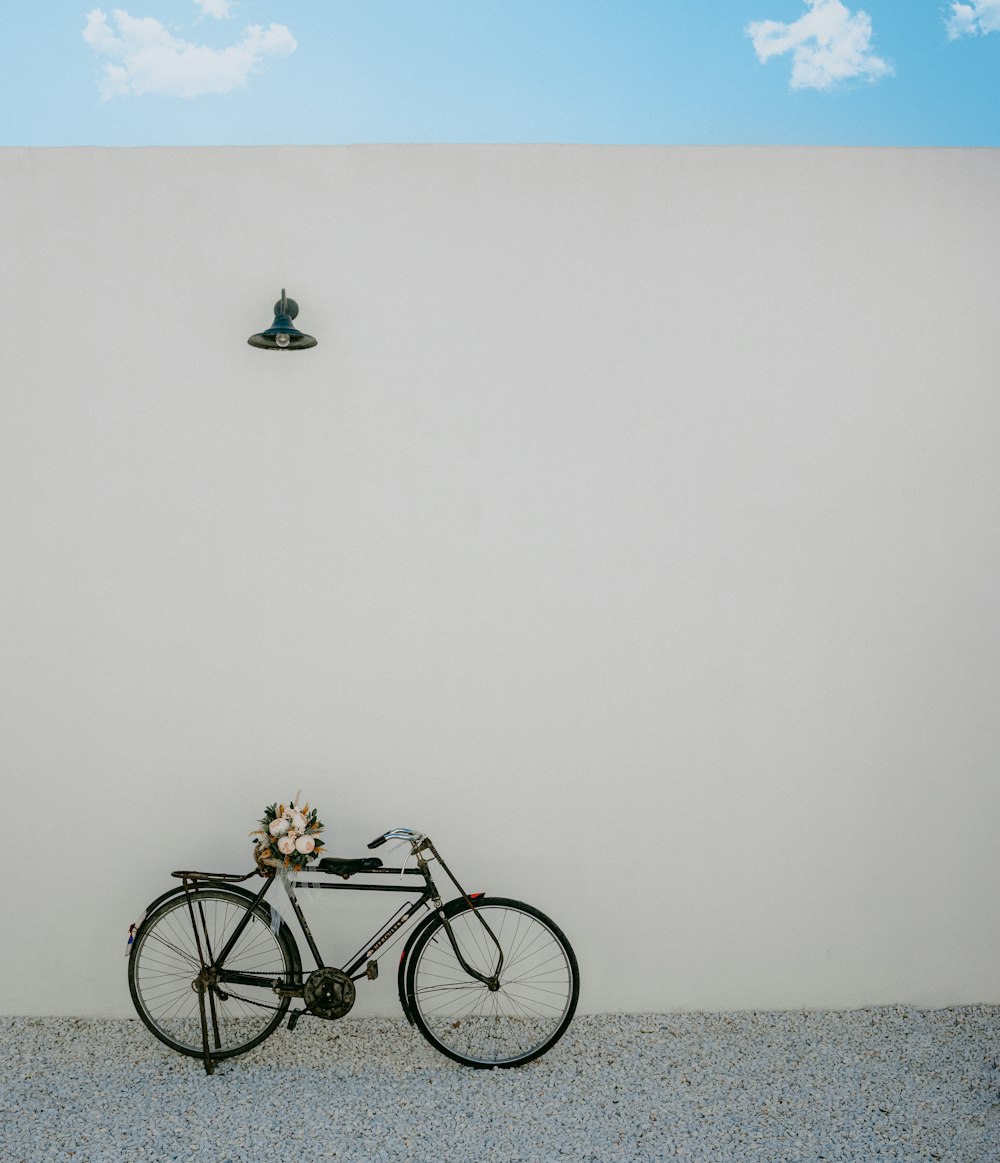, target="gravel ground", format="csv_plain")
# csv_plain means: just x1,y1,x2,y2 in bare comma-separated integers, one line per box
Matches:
2,1008,998,1163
